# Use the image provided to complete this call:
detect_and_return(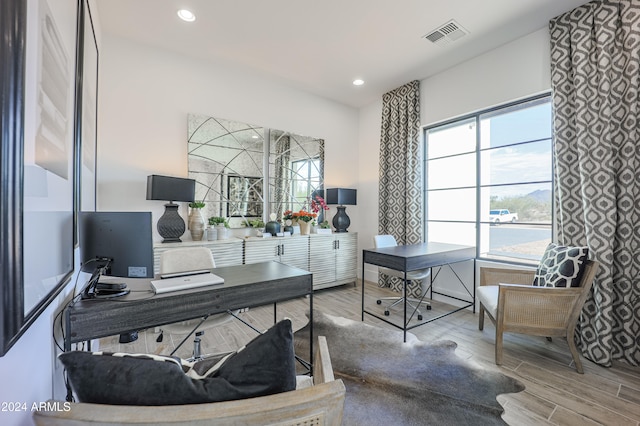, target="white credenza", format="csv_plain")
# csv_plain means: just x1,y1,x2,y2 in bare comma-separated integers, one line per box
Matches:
153,238,244,274
309,233,358,290
243,235,310,271
153,233,357,290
